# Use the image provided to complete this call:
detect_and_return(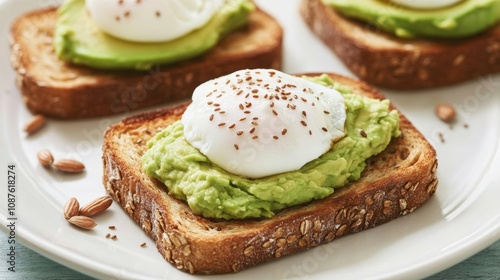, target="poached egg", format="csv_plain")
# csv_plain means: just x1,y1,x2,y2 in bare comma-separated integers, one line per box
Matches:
181,69,346,179
391,0,463,9
85,0,223,42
